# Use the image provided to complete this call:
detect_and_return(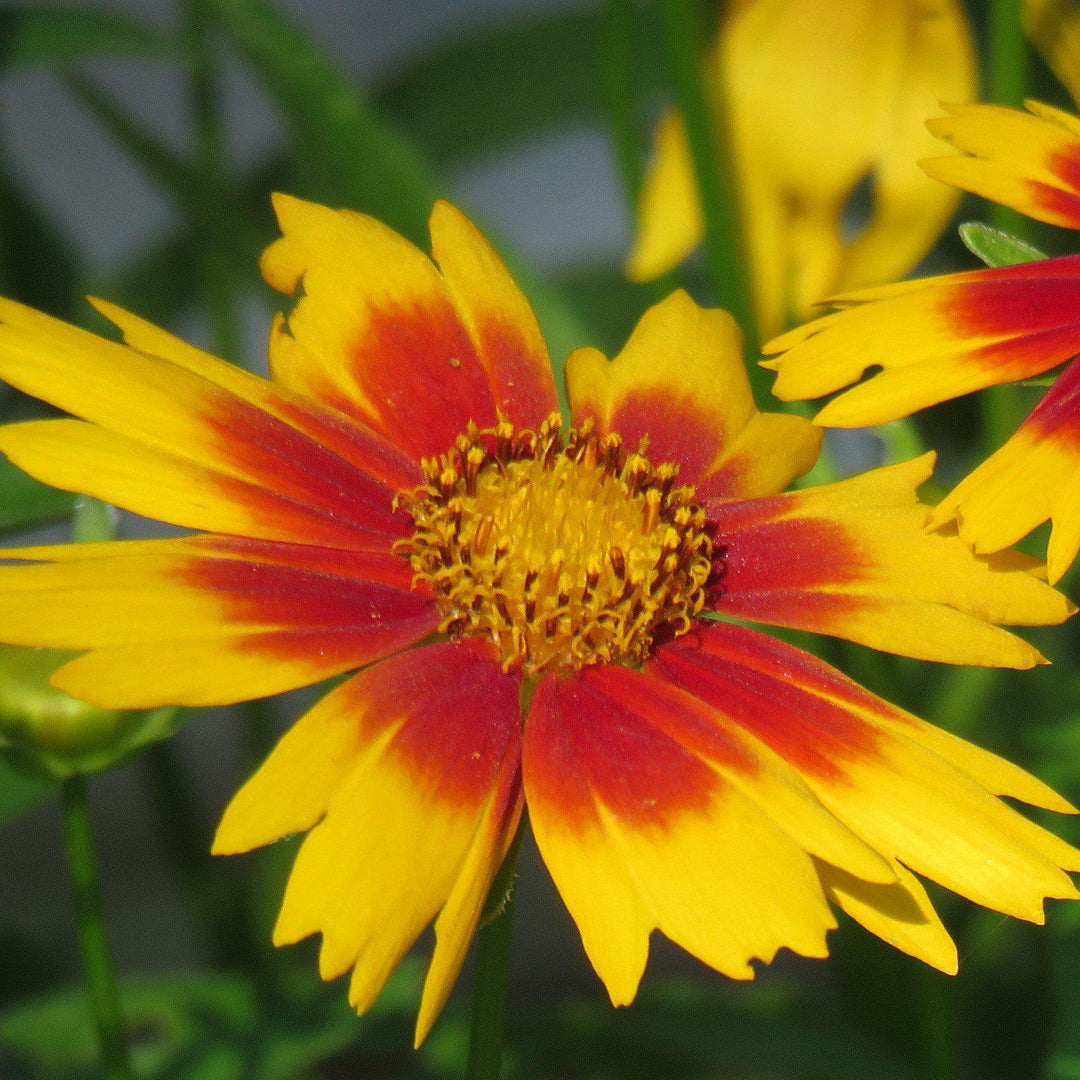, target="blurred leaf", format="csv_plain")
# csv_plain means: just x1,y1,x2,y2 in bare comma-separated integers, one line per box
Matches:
0,7,174,74
0,964,423,1079
959,222,1046,267
100,154,291,328
0,756,51,829
63,73,268,270
202,0,591,375
373,8,615,168
0,169,83,319
0,461,74,532
481,977,915,1080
